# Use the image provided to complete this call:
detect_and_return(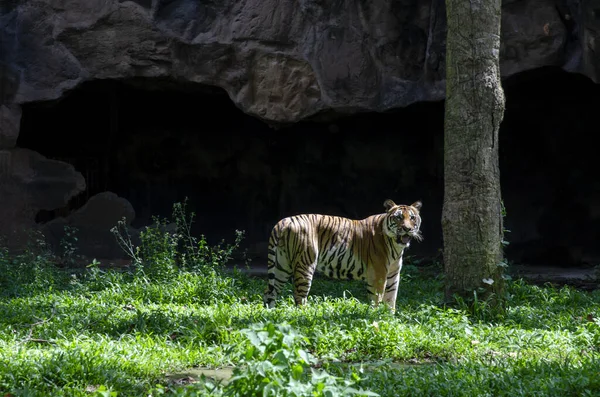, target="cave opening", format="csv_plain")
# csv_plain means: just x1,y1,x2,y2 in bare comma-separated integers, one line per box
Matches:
16,67,600,267
17,78,445,260
500,66,600,267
